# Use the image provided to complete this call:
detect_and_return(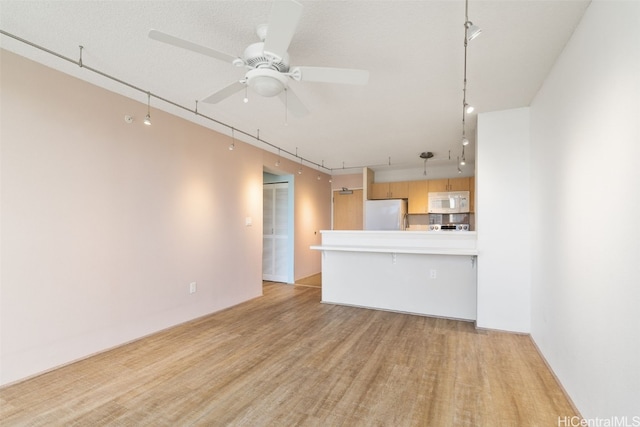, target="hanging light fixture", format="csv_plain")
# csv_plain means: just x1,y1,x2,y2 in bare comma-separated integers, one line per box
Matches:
229,128,235,151
143,91,152,126
465,21,482,42
275,149,281,167
420,151,433,176
458,0,481,167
